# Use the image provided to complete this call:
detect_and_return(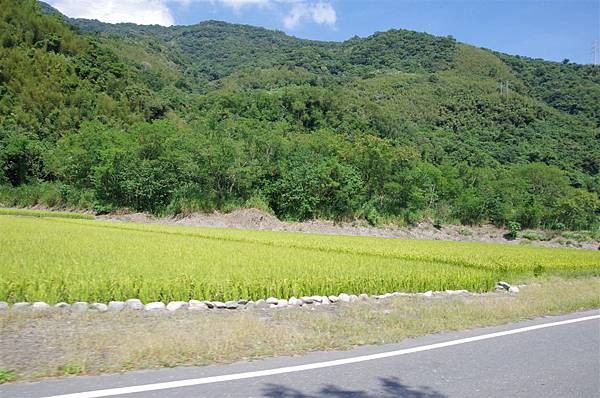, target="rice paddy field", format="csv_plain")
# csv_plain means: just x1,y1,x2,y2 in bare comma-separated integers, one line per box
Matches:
1,213,599,304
